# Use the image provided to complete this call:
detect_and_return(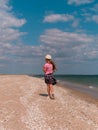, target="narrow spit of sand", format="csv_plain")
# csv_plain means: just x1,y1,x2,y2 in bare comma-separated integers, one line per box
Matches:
0,75,98,130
